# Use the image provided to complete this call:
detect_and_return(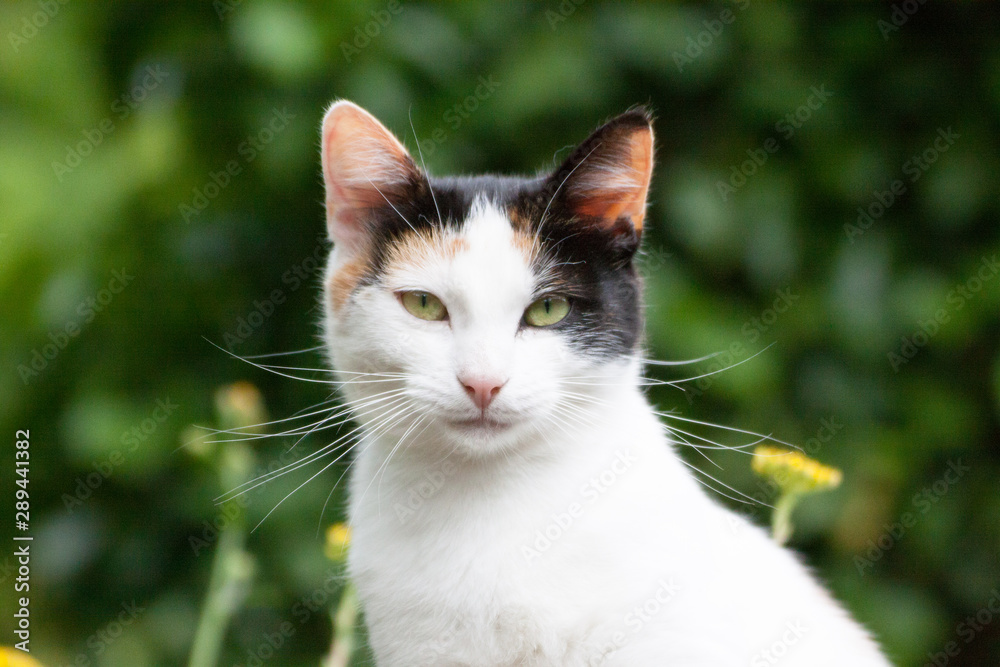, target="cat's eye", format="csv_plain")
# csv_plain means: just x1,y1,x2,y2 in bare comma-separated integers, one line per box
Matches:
524,296,570,327
399,291,448,321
